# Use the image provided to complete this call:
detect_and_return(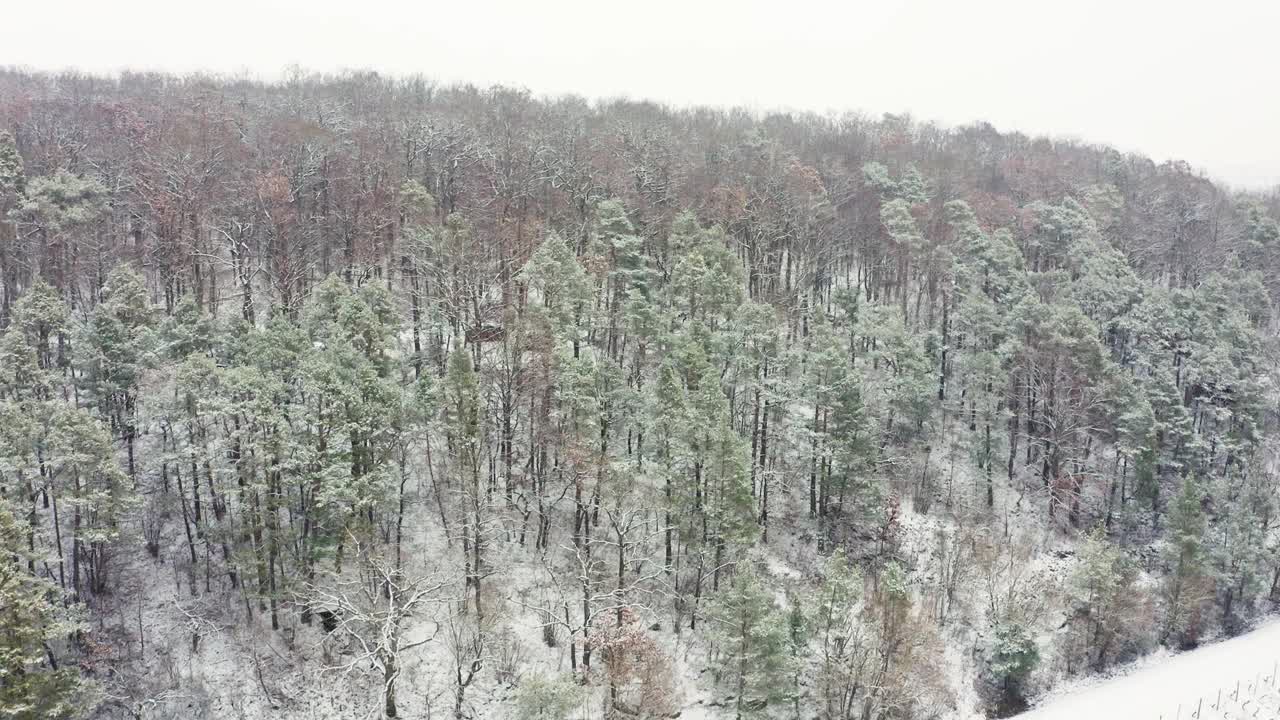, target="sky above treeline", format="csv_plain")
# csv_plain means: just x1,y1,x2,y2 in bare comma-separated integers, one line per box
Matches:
3,0,1279,190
